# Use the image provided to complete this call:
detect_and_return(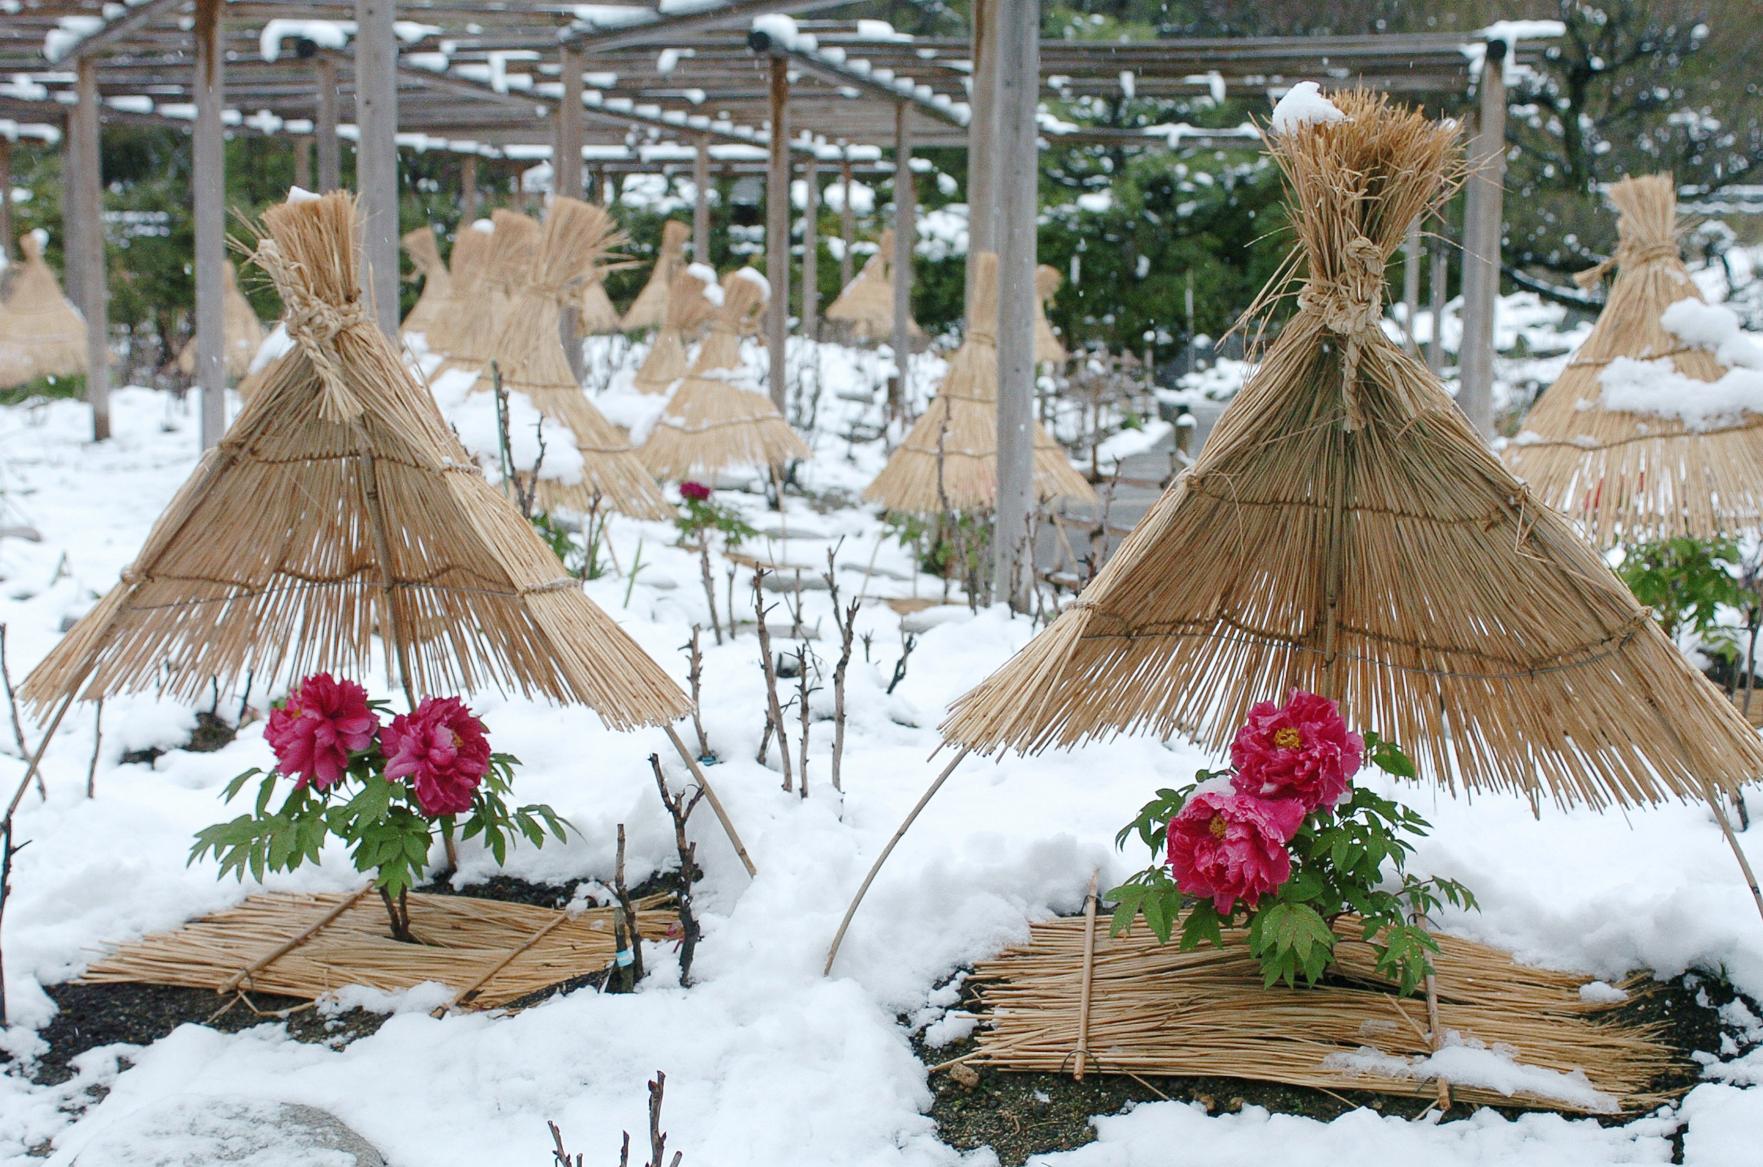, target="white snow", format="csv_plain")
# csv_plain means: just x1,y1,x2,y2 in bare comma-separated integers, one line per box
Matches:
1598,355,1763,430
258,19,350,63
1325,1032,1618,1113
1662,298,1763,368
1269,82,1348,135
